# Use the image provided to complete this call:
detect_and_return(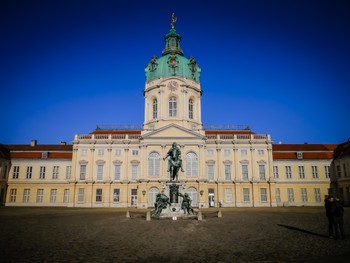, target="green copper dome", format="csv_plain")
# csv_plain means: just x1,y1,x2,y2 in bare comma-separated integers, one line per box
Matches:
145,27,201,83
